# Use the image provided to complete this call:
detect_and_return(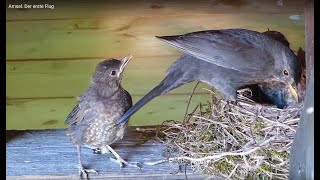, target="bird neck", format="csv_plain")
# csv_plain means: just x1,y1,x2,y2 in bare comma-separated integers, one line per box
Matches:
92,83,121,98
